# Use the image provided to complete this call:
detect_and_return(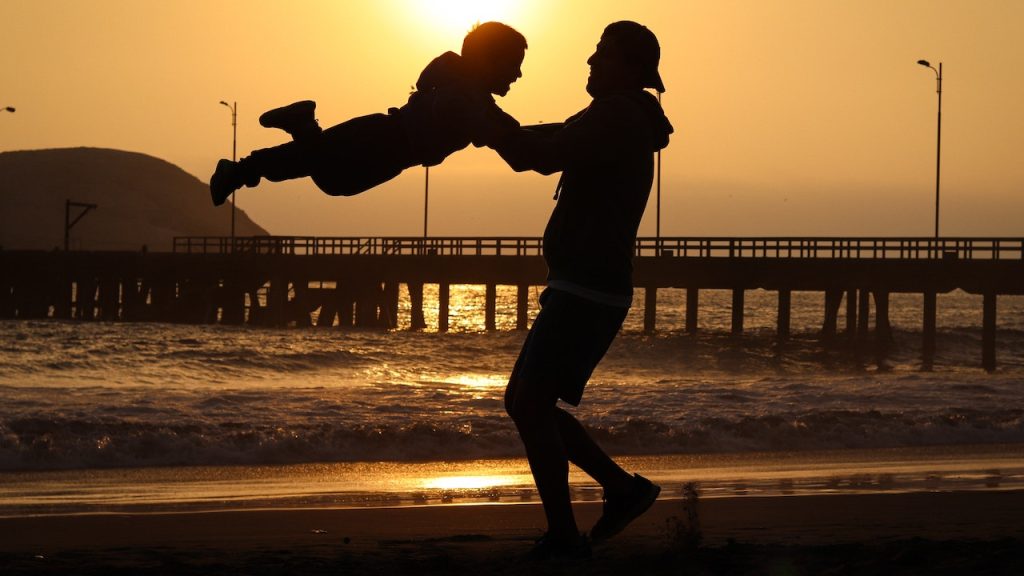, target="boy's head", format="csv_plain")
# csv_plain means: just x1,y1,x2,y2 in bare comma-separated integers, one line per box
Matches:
461,22,527,96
